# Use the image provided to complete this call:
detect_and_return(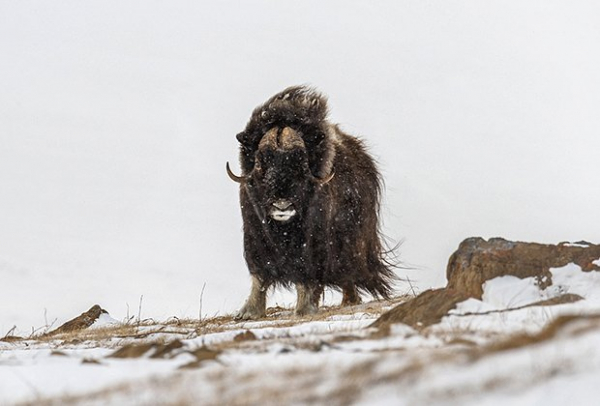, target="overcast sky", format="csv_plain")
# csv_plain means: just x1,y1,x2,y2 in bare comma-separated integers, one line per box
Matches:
1,1,599,332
